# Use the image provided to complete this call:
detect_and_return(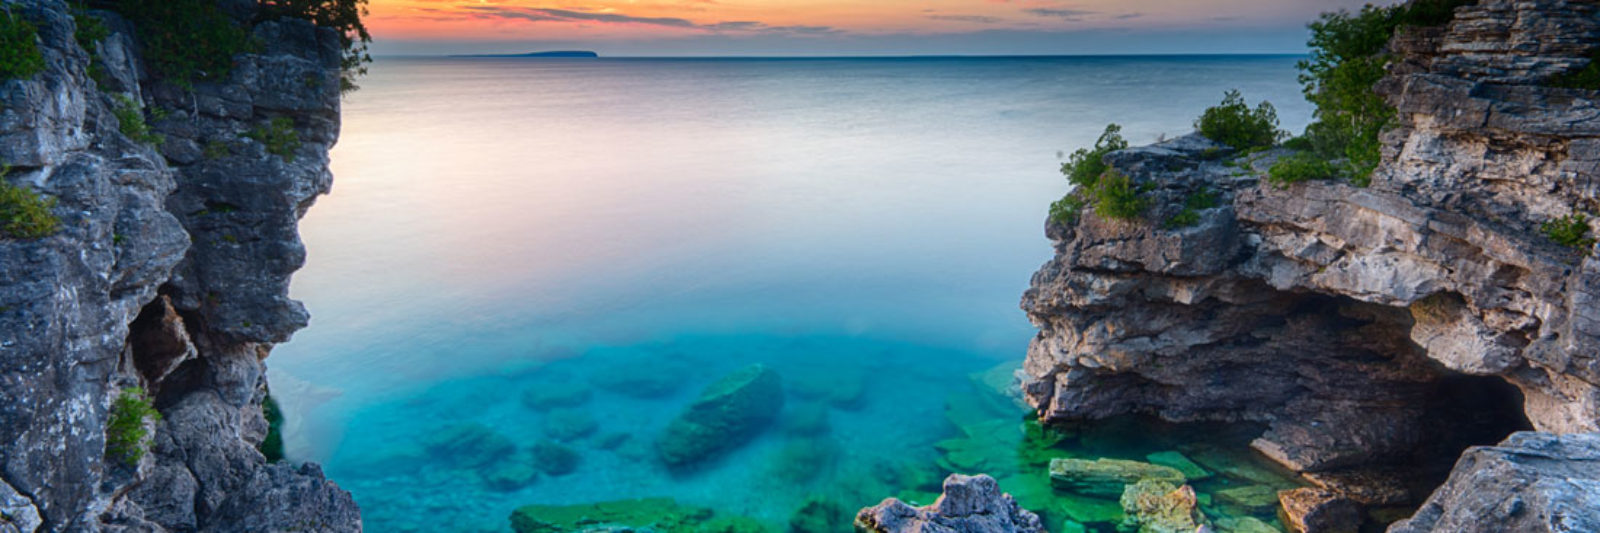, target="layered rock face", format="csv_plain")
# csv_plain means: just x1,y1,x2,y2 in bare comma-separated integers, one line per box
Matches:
1022,0,1598,523
0,1,356,531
